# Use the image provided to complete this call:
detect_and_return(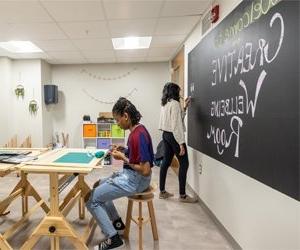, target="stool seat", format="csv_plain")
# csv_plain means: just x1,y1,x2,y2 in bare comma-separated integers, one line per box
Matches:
128,183,157,200
128,193,154,202
124,183,158,250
